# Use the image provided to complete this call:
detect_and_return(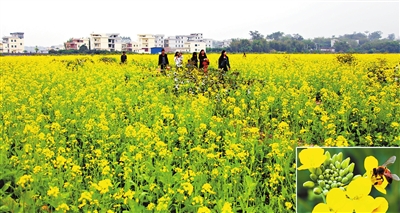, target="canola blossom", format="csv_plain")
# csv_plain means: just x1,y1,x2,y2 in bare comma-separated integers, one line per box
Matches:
1,53,399,212
297,147,326,170
364,156,390,194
